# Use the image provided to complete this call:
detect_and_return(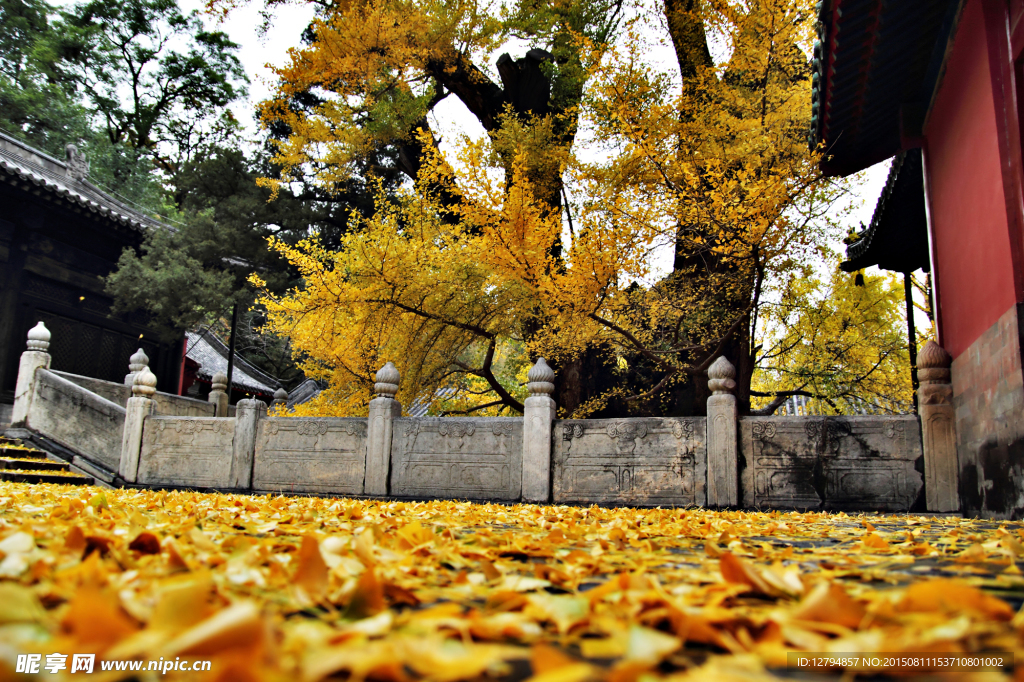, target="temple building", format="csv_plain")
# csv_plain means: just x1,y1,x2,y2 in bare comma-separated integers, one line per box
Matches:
815,0,1024,517
0,132,181,407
